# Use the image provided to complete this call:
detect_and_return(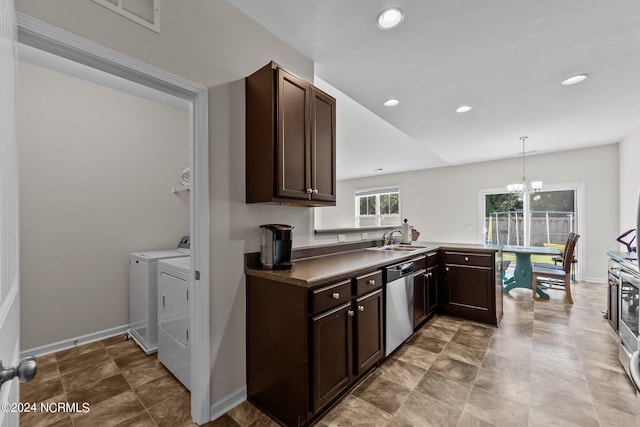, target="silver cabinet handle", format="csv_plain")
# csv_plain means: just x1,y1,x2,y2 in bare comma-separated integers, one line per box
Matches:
313,189,319,194
0,356,37,388
348,310,354,317
368,279,375,285
446,267,449,272
332,292,340,299
358,305,365,312
306,188,313,194
465,256,469,262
